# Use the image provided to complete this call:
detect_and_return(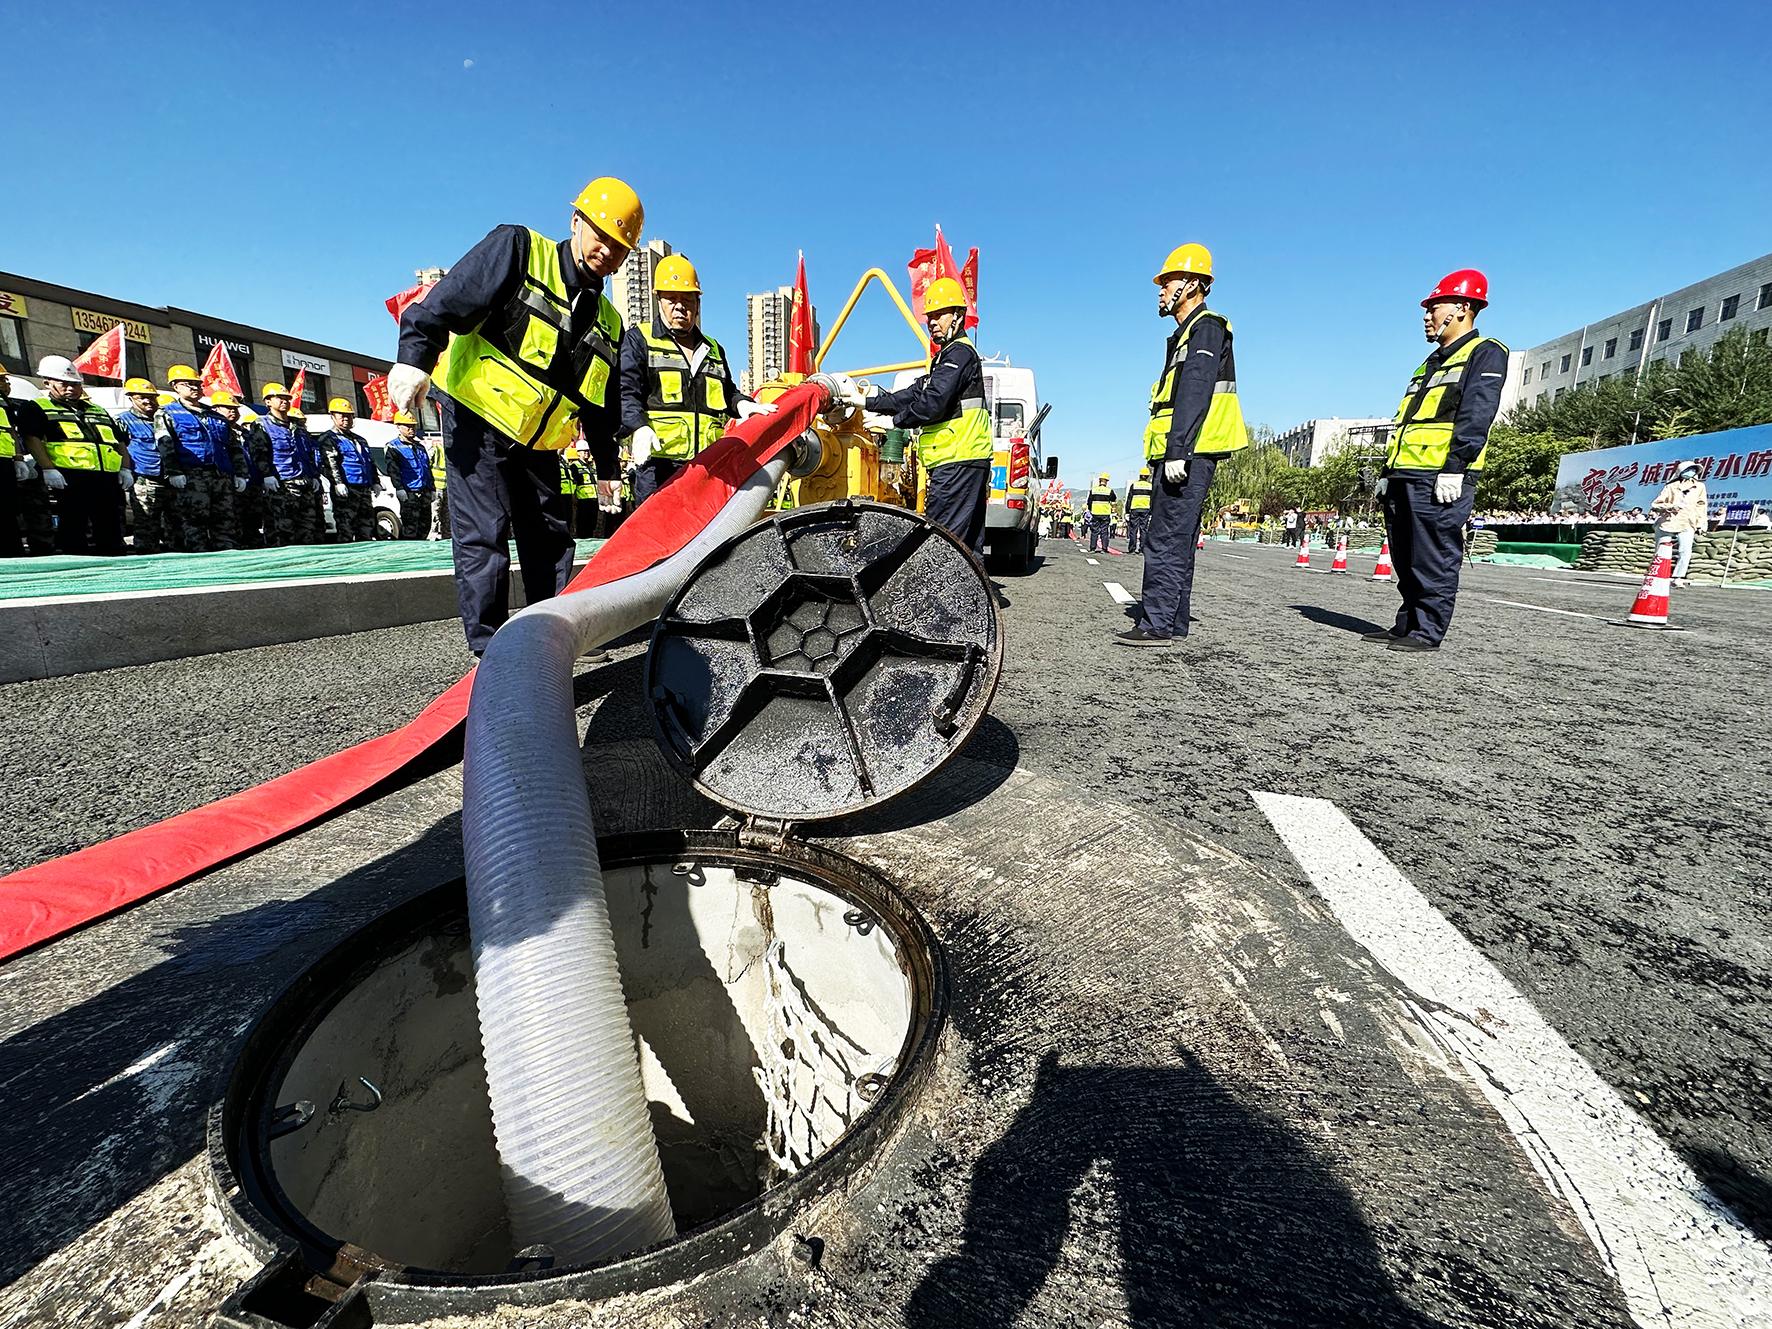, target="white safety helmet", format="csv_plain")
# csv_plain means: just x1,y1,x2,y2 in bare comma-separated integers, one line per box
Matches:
36,354,83,384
